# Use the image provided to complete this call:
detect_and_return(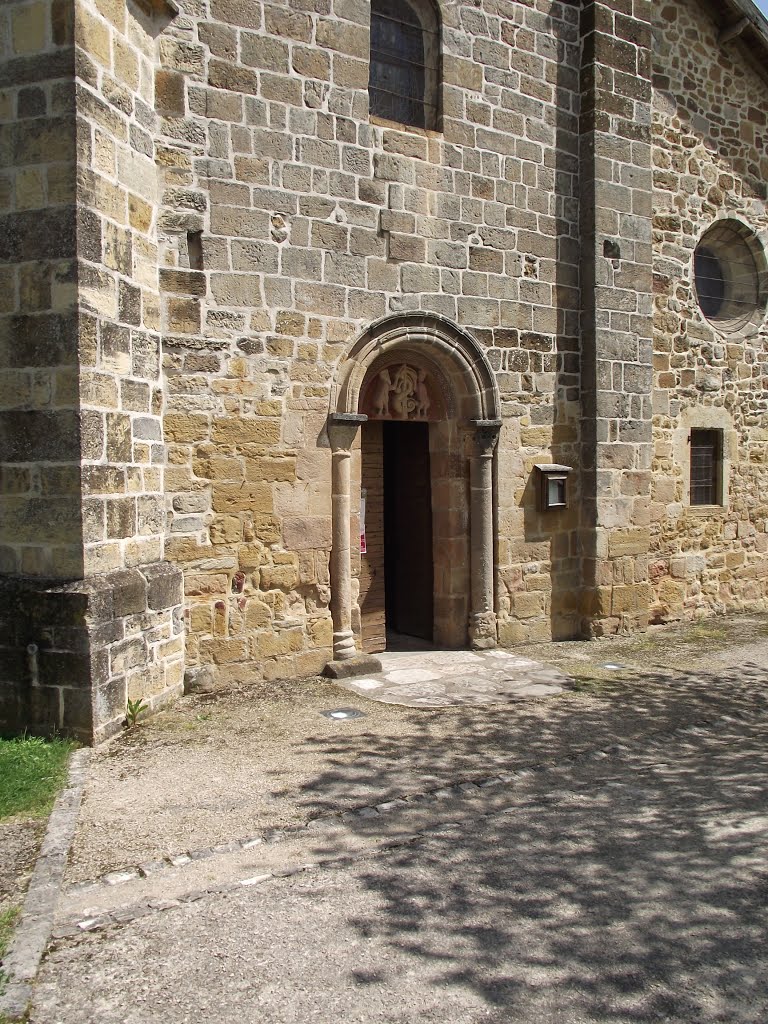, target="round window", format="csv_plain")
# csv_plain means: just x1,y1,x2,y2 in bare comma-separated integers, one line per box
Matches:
693,221,766,335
